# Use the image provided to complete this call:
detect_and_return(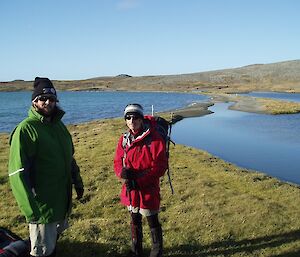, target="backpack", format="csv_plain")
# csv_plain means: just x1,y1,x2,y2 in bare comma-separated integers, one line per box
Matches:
122,115,175,193
0,228,29,257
